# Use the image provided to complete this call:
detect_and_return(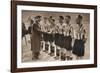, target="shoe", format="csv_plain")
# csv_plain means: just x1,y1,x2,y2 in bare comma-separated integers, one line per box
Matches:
69,57,73,60
66,56,70,60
